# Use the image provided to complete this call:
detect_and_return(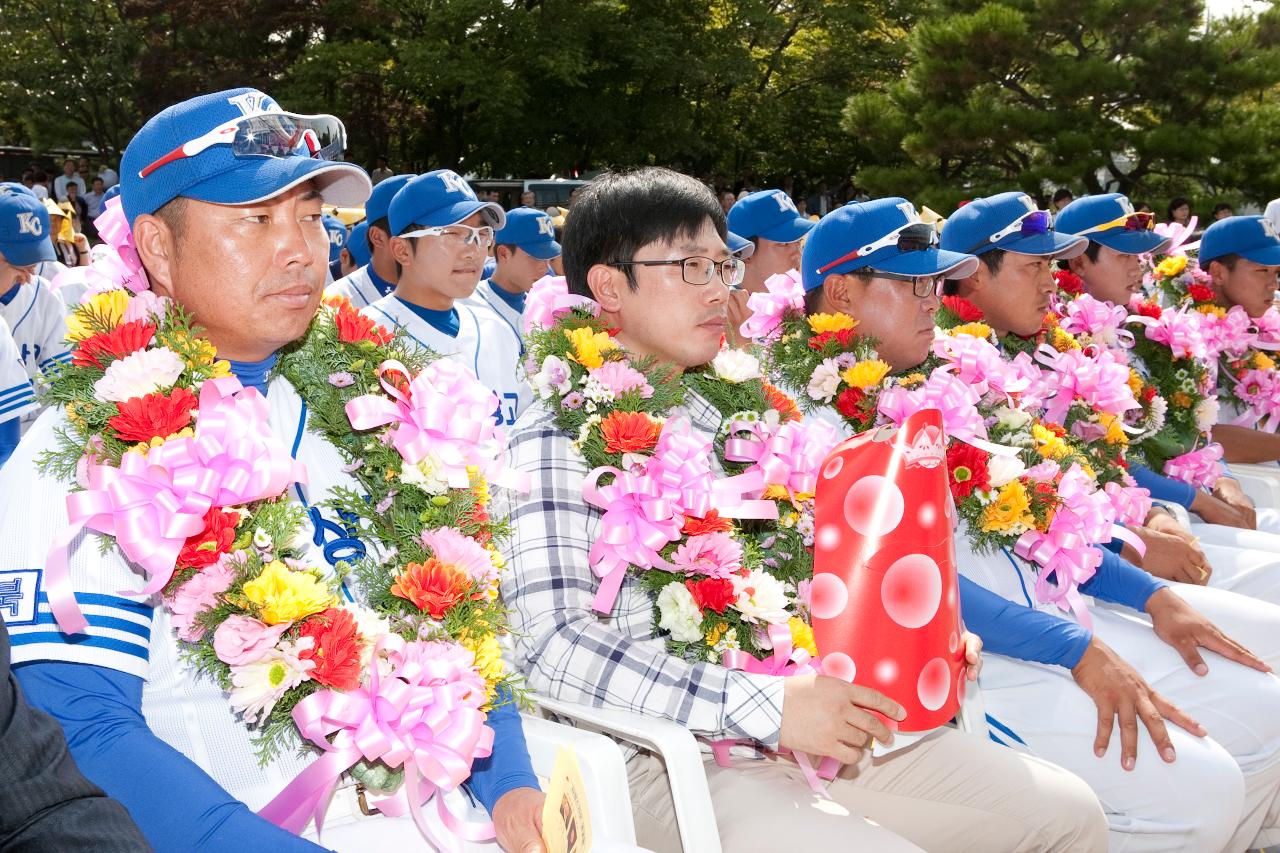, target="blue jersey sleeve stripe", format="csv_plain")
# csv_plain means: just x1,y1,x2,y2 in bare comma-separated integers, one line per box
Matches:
31,612,150,639
0,397,36,418
8,632,149,659
0,381,34,398
36,591,153,616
